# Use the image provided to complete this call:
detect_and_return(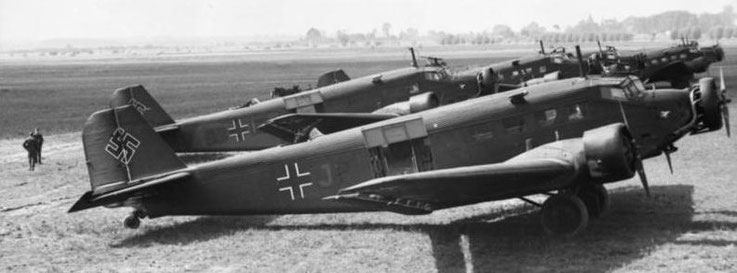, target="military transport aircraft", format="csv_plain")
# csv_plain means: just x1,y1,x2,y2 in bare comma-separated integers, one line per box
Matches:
110,43,723,154
585,41,724,88
70,70,730,236
106,47,590,153
110,53,479,152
